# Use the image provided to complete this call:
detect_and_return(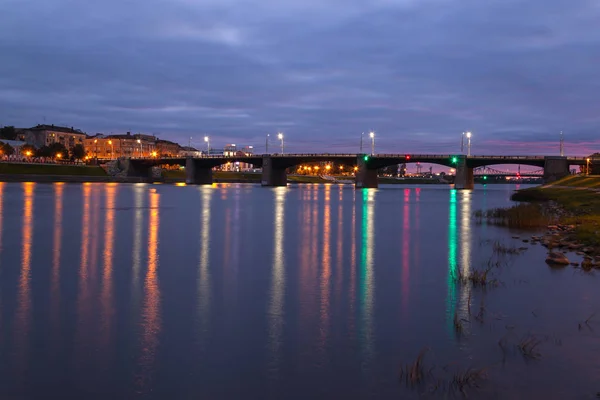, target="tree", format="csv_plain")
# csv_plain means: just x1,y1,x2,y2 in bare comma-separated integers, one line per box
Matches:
381,164,398,177
35,143,68,158
0,142,14,156
36,146,52,157
71,144,85,160
0,126,18,140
